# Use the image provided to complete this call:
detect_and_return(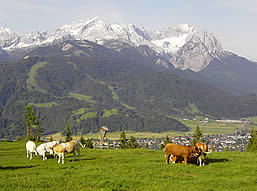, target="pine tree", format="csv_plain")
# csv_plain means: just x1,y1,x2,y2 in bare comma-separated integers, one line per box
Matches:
128,136,139,149
85,138,93,149
80,136,86,145
34,119,41,141
160,135,171,149
23,105,40,140
247,129,257,152
164,135,170,145
191,125,203,145
119,129,127,149
65,124,72,142
49,136,53,142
